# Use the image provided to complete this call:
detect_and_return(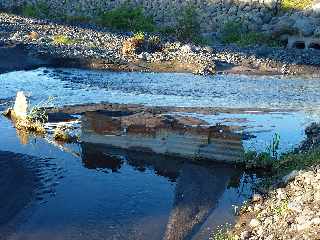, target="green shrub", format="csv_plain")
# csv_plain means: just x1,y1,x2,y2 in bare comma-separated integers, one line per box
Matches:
98,4,155,32
220,21,281,47
159,26,177,36
281,0,312,11
273,149,320,176
133,31,145,42
63,15,92,24
175,5,202,43
22,1,50,18
220,21,244,44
